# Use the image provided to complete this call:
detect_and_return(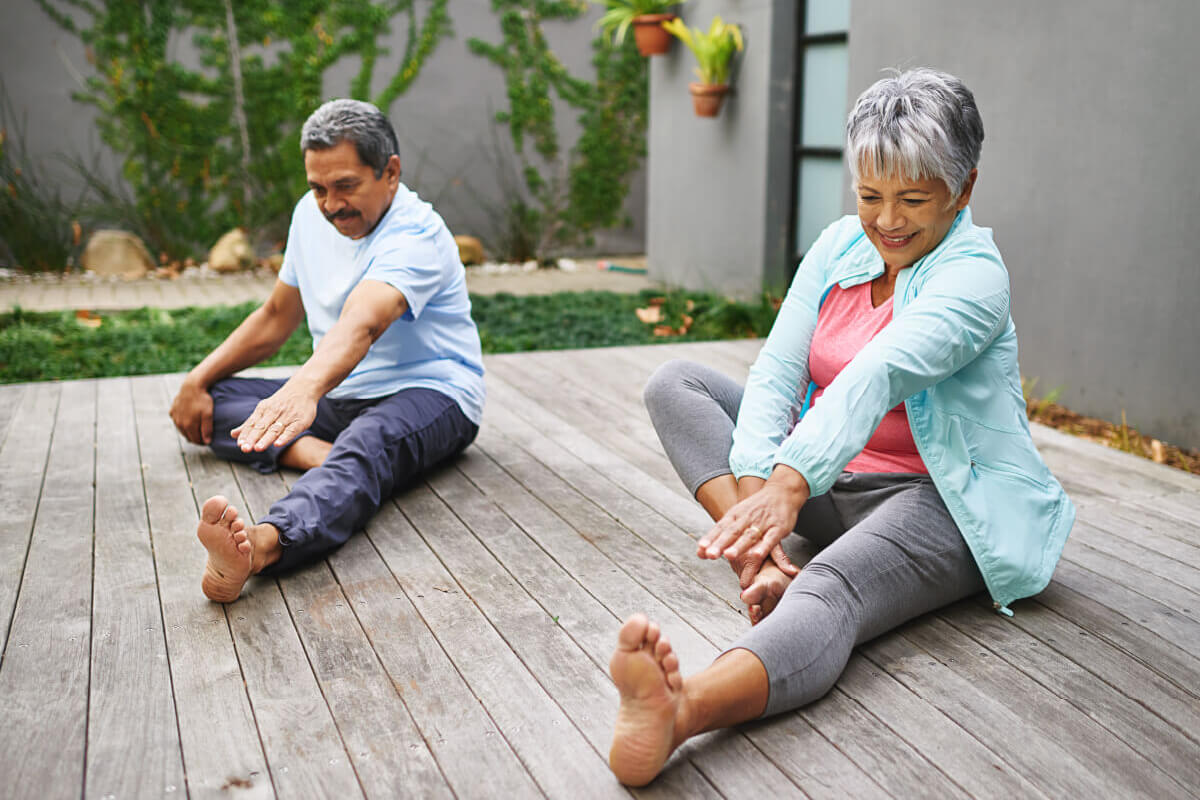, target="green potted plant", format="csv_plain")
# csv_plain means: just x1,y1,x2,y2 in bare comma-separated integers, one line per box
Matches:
597,0,683,57
662,15,744,117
